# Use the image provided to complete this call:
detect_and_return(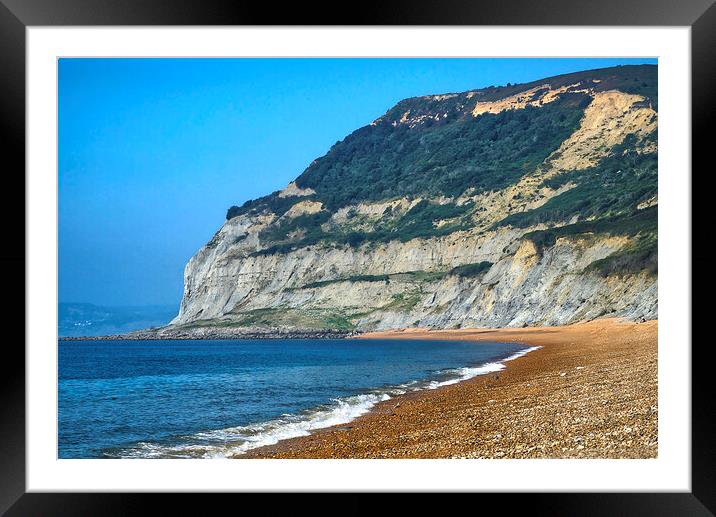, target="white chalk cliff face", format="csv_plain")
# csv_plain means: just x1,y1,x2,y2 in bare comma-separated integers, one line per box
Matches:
172,66,658,331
